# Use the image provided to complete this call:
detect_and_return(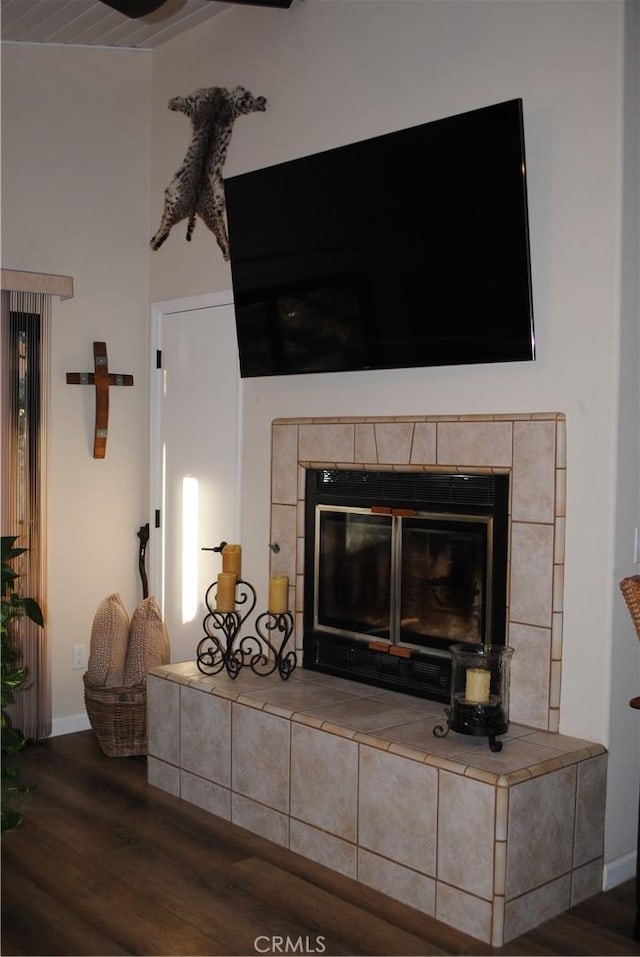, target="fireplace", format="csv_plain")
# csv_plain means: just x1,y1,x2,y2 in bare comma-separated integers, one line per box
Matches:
270,412,567,731
303,468,509,701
